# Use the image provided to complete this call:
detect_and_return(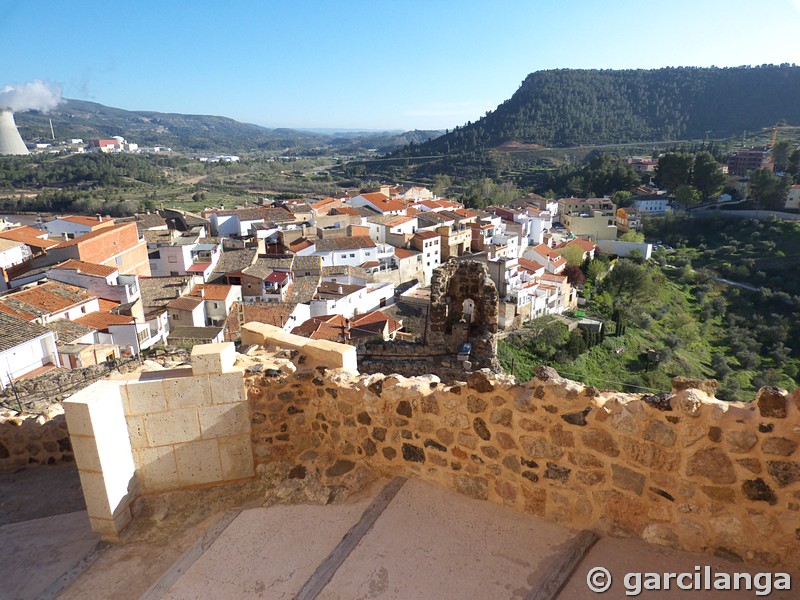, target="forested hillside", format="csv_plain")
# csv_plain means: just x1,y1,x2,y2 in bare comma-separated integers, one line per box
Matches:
398,65,800,156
